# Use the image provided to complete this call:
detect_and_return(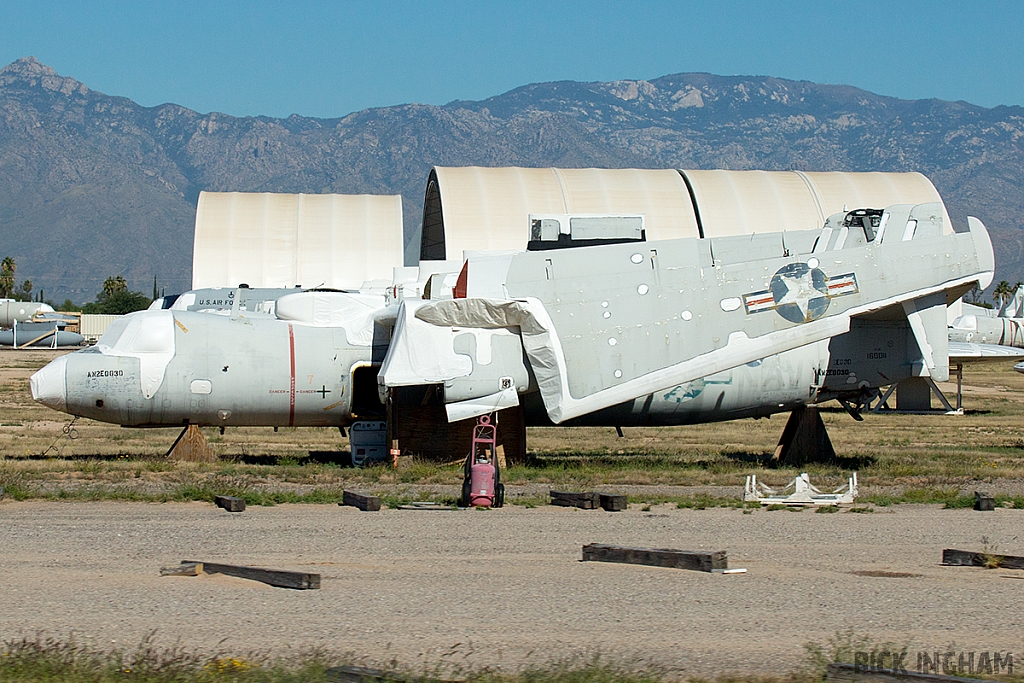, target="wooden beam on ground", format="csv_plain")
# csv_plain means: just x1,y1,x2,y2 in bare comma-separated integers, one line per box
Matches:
341,490,381,511
942,548,1024,570
0,486,4,501
160,562,202,576
550,490,599,509
326,665,466,683
327,665,391,683
215,495,246,512
582,543,728,572
182,560,320,589
973,491,995,511
826,662,994,683
598,493,627,512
